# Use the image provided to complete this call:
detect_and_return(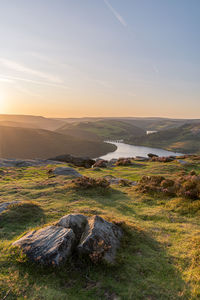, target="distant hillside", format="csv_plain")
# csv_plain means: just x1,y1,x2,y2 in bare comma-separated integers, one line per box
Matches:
0,126,116,159
0,115,65,130
130,123,200,154
57,120,145,141
118,117,200,131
